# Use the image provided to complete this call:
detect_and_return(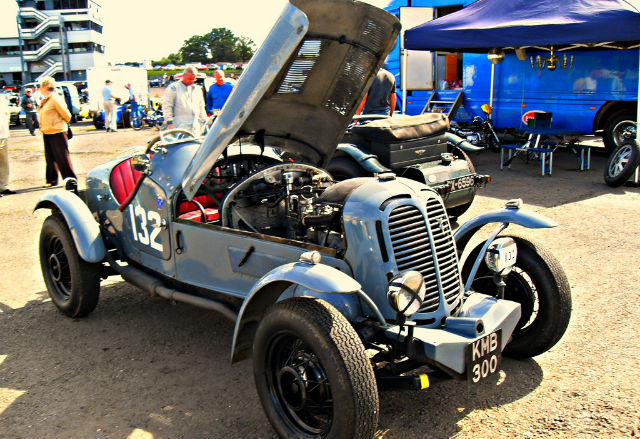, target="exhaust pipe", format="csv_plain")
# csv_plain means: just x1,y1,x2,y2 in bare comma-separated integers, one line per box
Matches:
444,132,484,152
106,254,238,322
